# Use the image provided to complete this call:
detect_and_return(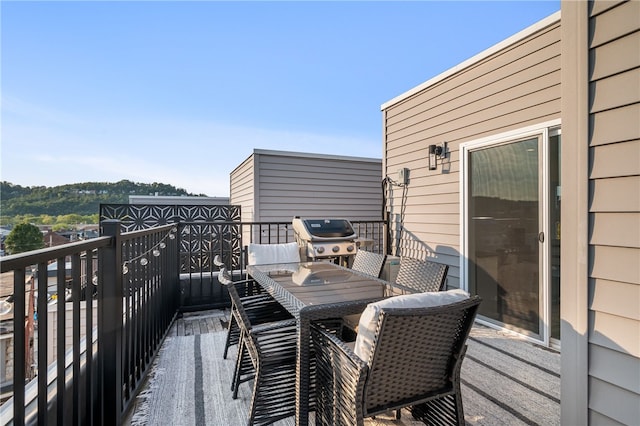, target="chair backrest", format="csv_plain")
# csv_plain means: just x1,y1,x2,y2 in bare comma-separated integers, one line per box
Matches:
395,257,449,292
350,250,386,279
362,295,481,416
246,242,301,266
